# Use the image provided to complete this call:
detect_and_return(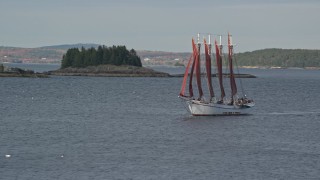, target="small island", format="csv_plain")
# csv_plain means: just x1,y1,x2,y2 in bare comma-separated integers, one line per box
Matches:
0,64,48,78
50,45,170,77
